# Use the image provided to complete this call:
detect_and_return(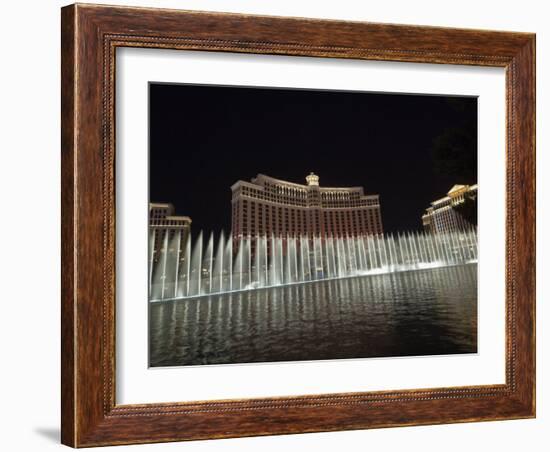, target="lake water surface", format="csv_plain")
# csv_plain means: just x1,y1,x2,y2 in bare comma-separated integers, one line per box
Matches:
149,264,477,367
